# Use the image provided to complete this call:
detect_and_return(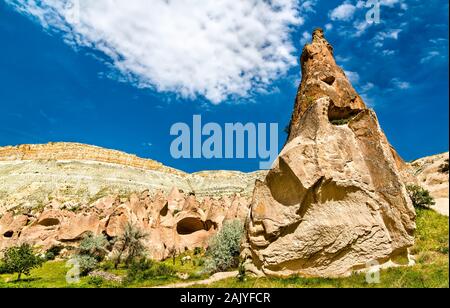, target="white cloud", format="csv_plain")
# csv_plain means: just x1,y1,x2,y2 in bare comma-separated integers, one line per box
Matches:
420,51,442,64
300,31,312,46
352,20,371,37
382,49,396,56
324,23,333,31
7,0,305,104
373,29,402,47
344,70,360,84
391,78,410,90
330,2,356,21
380,0,401,7
300,0,317,13
360,82,375,92
335,55,350,63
